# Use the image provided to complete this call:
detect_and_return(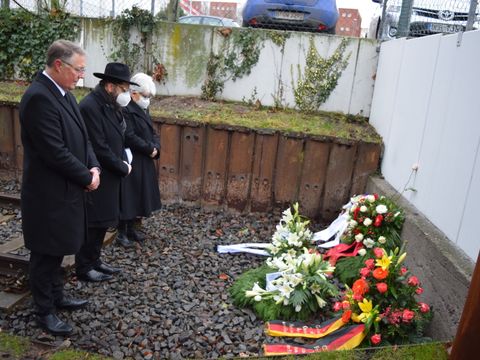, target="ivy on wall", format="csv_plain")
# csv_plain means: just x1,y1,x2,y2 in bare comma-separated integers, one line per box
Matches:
0,8,80,81
293,37,351,112
108,6,155,74
201,29,264,101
